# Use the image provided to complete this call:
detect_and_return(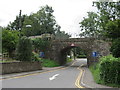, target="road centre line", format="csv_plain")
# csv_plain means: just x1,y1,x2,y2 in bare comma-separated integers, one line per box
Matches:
75,64,85,88
1,60,77,80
